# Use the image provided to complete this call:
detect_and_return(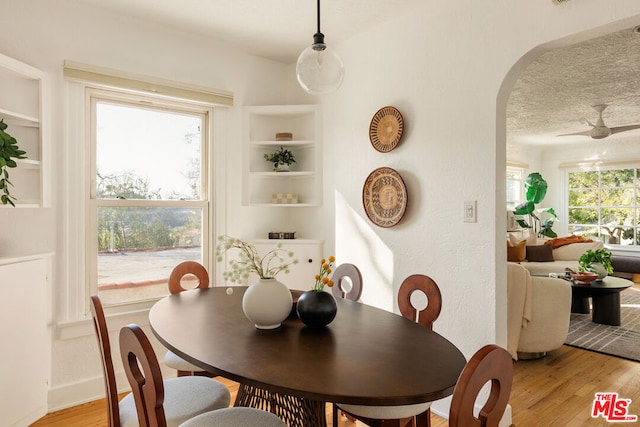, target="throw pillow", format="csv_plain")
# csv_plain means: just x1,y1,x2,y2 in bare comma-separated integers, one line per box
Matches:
507,239,526,262
526,244,554,262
